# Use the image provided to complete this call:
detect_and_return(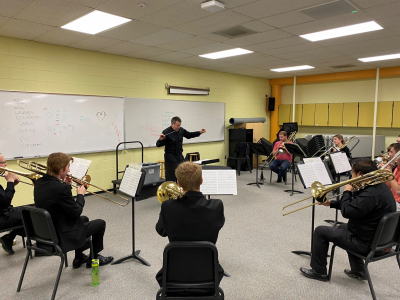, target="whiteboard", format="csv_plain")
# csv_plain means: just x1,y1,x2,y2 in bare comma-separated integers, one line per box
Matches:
0,91,124,159
124,97,225,148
